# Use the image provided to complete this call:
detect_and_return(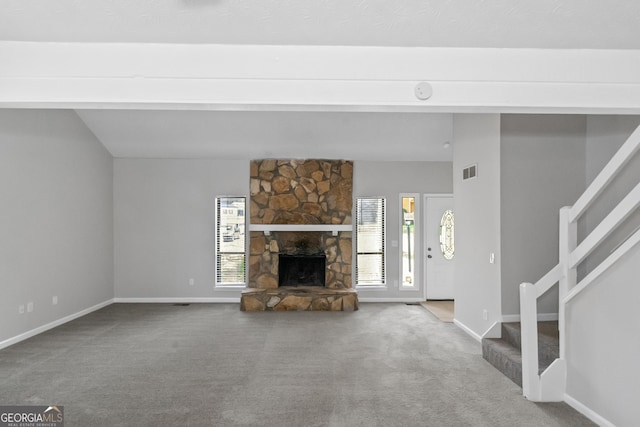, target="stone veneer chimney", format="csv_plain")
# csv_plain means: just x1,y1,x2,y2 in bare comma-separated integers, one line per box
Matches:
241,159,358,311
